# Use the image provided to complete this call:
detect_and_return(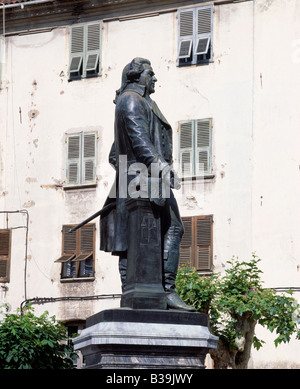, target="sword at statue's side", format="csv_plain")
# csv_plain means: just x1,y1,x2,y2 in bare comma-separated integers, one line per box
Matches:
68,201,116,233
